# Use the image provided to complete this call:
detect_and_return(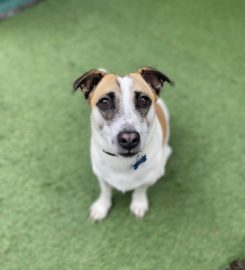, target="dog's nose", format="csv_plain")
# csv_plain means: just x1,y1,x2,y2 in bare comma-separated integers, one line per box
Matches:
117,131,140,150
